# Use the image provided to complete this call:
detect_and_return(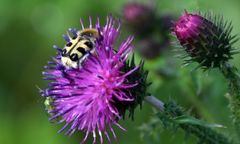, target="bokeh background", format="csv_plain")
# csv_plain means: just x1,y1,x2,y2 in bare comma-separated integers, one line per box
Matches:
1,0,240,144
